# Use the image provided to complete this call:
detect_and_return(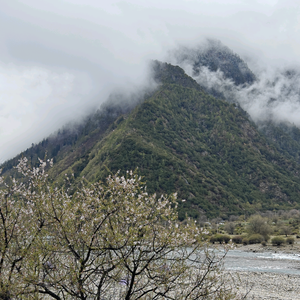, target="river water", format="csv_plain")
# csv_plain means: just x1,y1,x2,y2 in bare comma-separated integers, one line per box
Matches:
223,250,300,275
